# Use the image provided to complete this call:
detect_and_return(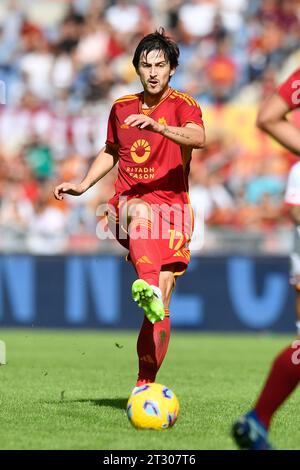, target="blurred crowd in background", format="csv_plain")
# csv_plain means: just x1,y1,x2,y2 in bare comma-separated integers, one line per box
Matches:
1,0,300,254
